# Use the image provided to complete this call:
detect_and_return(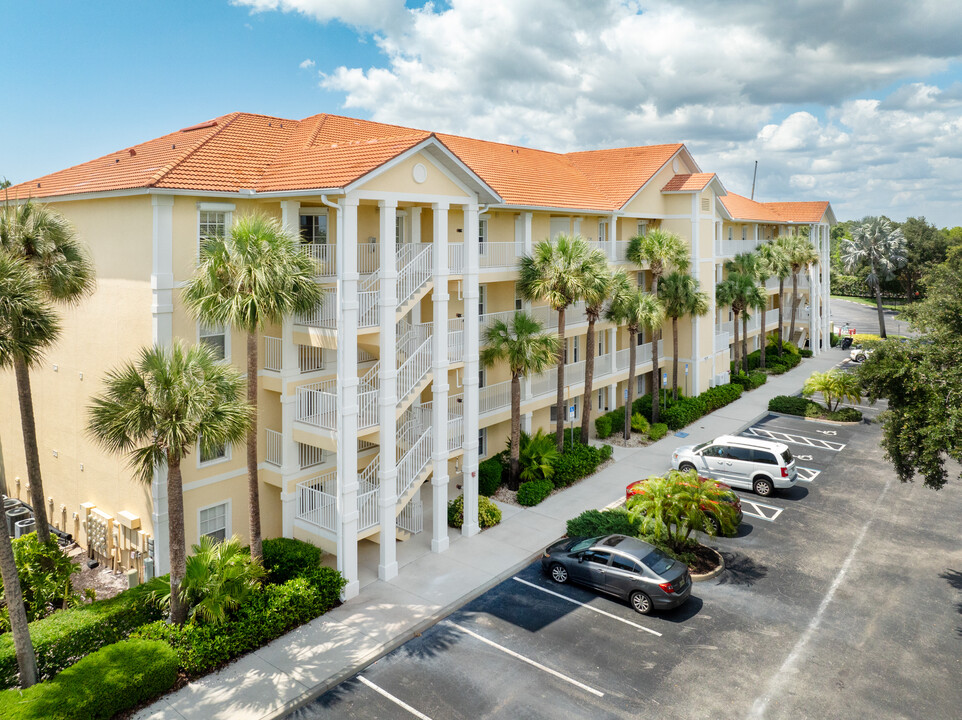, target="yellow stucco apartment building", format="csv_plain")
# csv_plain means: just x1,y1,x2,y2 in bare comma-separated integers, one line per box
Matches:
1,113,834,598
